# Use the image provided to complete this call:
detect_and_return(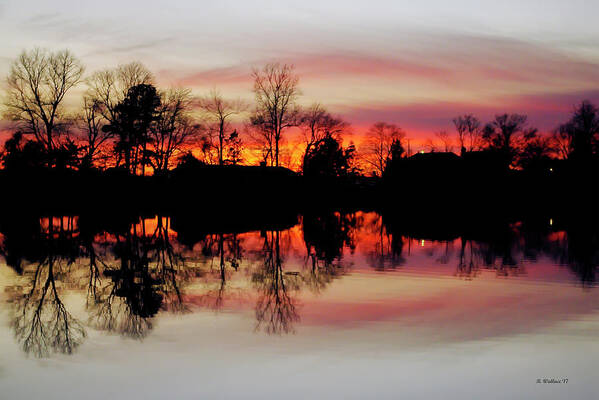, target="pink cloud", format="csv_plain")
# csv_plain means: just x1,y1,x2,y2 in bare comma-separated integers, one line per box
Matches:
158,64,253,88
335,89,599,140
165,35,599,92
